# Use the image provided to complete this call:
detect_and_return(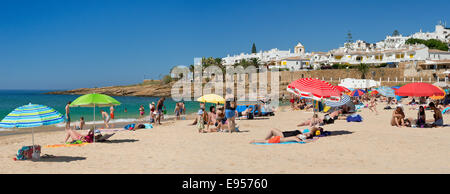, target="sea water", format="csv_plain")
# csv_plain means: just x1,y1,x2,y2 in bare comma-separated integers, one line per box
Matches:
0,90,203,132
